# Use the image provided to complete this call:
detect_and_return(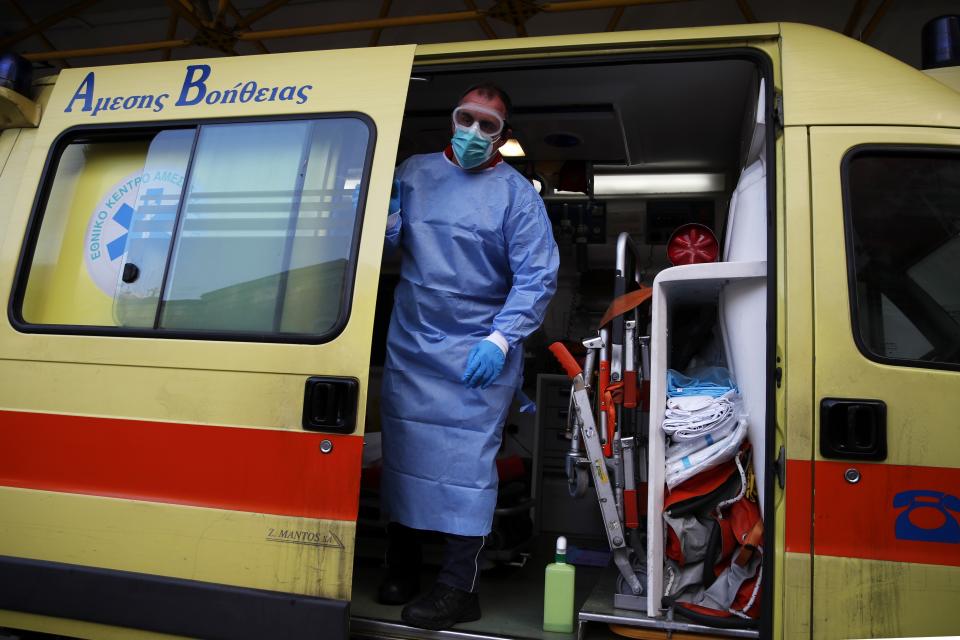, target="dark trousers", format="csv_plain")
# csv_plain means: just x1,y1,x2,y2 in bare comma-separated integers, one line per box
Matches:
385,522,485,593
